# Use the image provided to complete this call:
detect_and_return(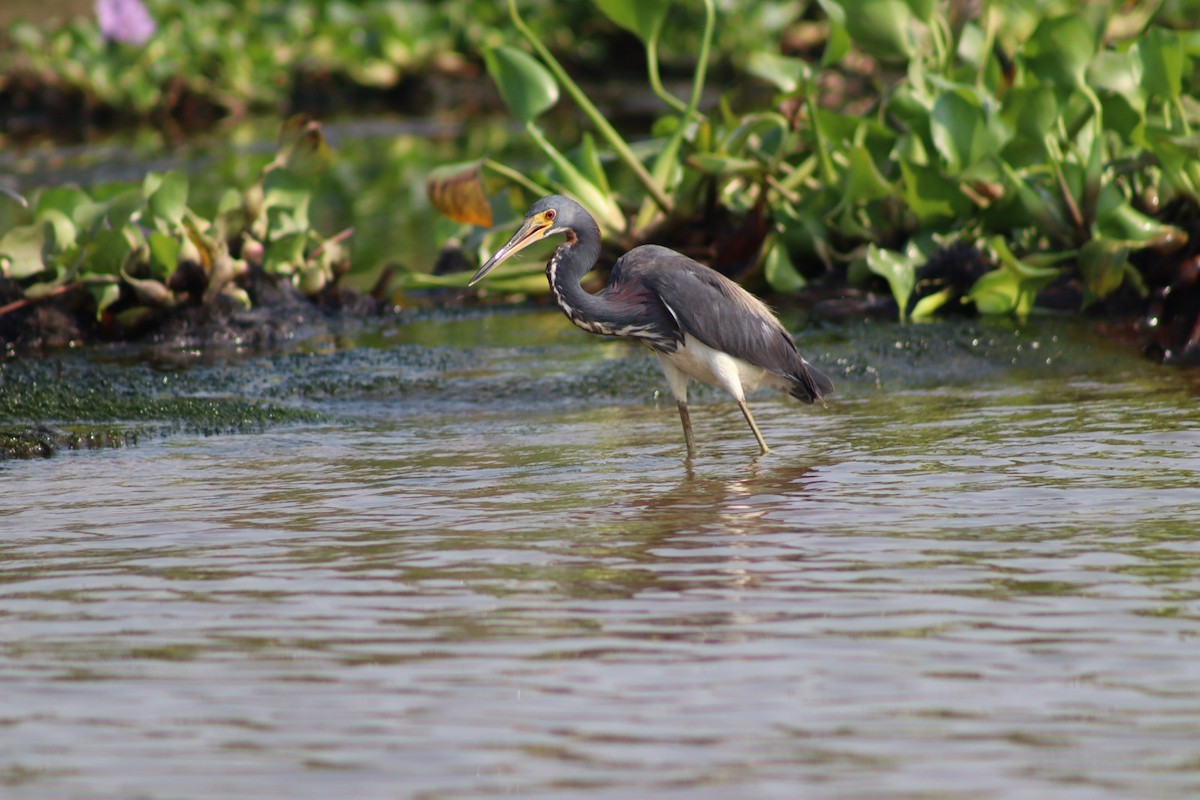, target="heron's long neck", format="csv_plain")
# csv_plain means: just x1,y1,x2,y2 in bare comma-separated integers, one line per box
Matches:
546,230,610,332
